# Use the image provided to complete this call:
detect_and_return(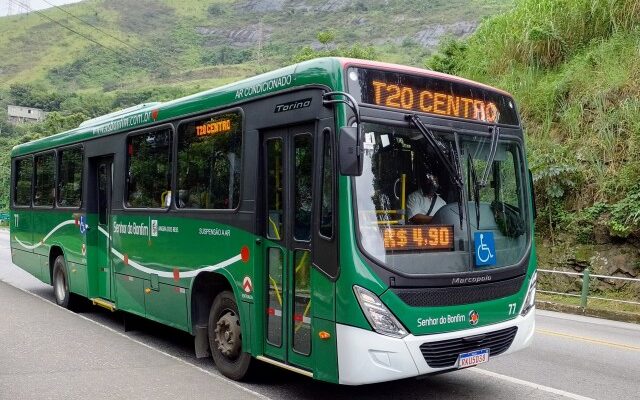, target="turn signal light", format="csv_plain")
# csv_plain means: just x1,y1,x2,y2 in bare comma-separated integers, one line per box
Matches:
319,331,331,340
